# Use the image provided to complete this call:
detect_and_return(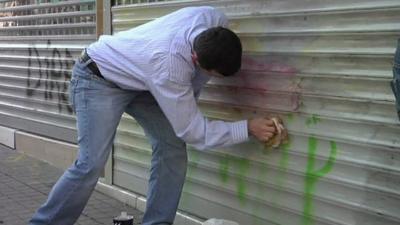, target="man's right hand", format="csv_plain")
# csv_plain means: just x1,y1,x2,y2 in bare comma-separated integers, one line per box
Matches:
248,117,277,142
